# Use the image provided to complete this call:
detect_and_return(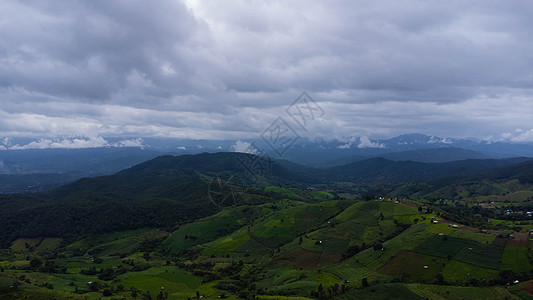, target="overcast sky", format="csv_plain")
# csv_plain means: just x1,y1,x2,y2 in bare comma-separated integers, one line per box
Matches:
1,0,533,146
